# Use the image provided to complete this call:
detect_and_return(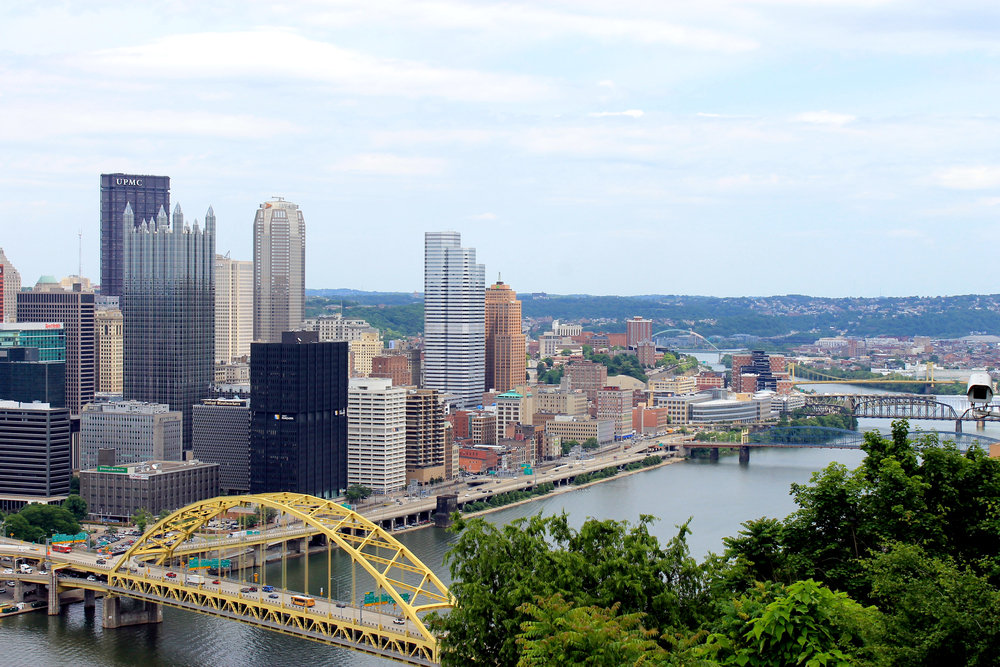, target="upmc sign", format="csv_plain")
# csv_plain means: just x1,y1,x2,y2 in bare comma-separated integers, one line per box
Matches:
115,178,143,187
